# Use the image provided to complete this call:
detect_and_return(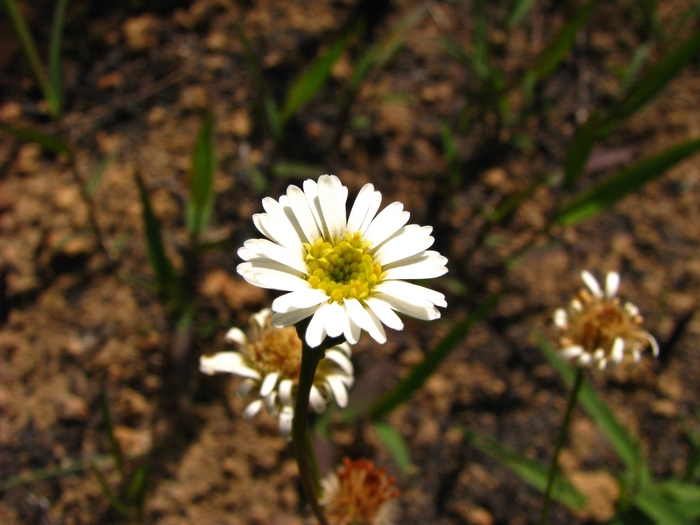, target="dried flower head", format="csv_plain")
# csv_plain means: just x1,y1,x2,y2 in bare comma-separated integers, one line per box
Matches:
237,174,448,348
554,271,659,370
200,309,354,437
319,458,400,525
